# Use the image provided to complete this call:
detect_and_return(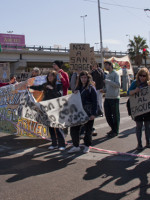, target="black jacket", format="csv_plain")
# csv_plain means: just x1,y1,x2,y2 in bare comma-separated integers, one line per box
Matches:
77,85,98,117
30,83,62,101
91,68,104,90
